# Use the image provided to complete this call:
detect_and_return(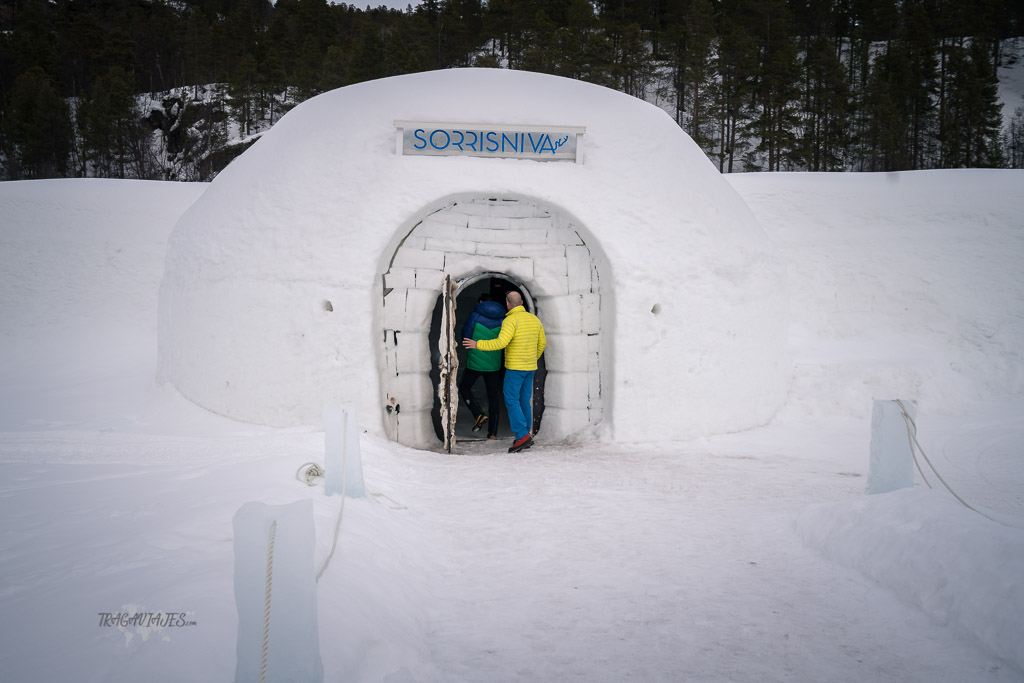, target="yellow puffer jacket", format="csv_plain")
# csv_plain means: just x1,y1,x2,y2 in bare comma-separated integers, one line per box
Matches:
475,305,546,370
